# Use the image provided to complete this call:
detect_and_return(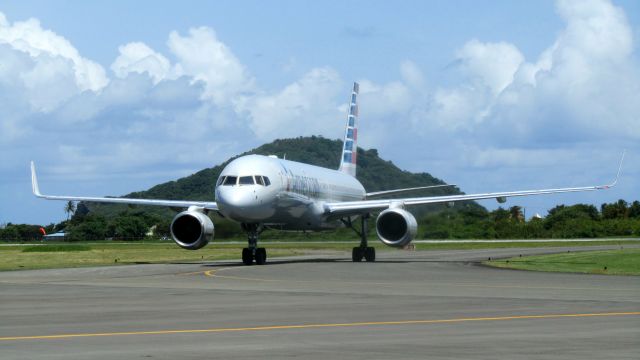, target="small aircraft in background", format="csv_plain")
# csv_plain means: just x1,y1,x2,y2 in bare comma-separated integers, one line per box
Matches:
31,82,624,265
